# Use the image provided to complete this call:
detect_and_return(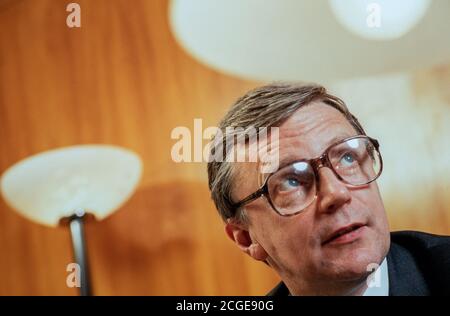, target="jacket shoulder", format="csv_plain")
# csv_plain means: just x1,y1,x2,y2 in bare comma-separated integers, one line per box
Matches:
390,230,450,295
266,281,290,296
390,230,450,250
